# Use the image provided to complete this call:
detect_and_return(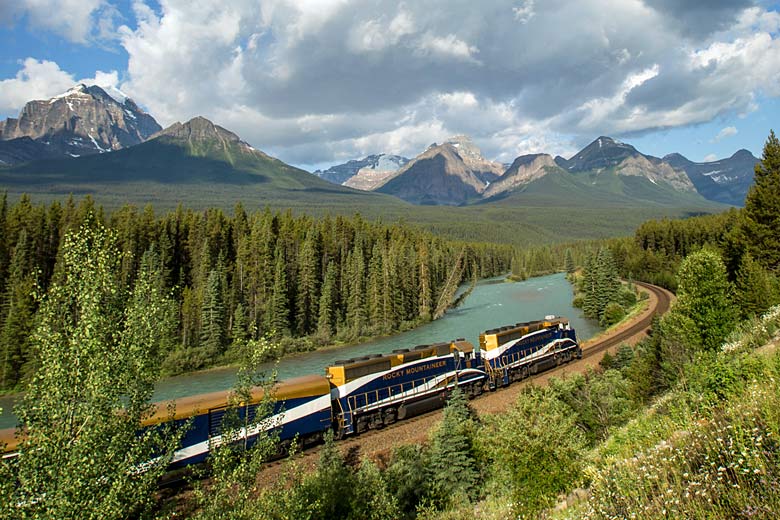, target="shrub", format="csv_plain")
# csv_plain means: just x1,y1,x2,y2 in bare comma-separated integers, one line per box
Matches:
600,303,625,327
